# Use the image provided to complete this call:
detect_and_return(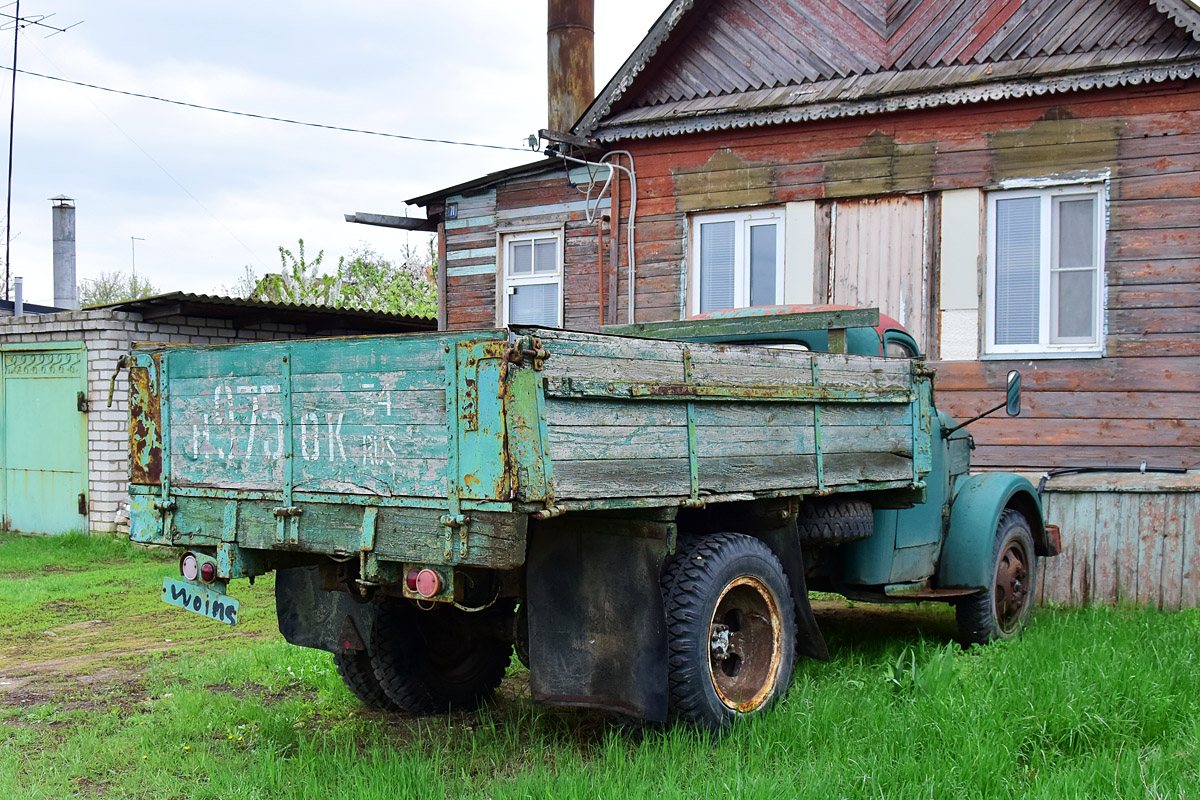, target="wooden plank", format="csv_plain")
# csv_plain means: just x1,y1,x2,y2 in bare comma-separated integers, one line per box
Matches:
1070,492,1096,606
1092,491,1121,605
1181,494,1200,609
1136,494,1167,608
970,445,1199,471
547,425,688,461
1043,493,1072,605
1159,493,1186,611
551,458,692,499
1113,493,1140,604
602,308,880,340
